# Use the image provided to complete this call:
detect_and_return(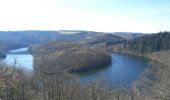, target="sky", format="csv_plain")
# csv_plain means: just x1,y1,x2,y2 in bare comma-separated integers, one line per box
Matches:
0,0,170,33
